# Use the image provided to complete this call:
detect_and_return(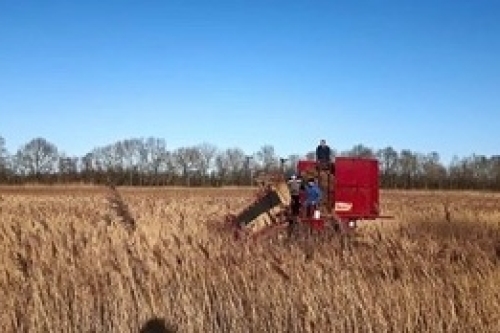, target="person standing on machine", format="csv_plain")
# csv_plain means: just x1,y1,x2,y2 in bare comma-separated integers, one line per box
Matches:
316,140,331,163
